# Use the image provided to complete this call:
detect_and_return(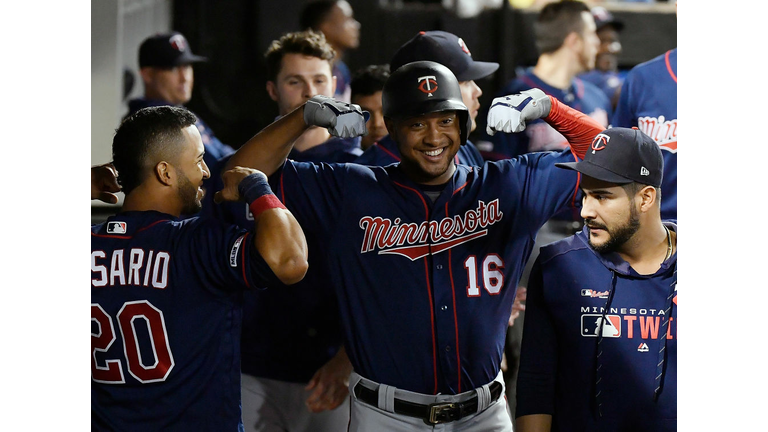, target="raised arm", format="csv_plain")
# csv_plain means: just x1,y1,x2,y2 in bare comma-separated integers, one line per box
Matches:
215,166,308,285
486,89,604,160
225,96,369,176
91,163,121,204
